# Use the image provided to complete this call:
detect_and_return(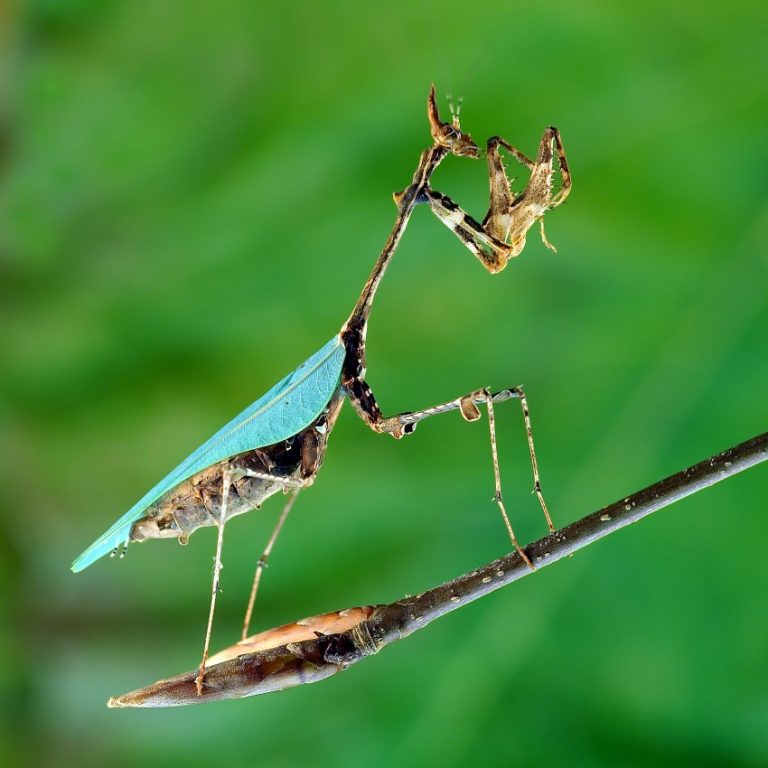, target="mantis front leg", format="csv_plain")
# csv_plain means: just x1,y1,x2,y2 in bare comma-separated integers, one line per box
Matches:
424,127,572,270
346,378,554,569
